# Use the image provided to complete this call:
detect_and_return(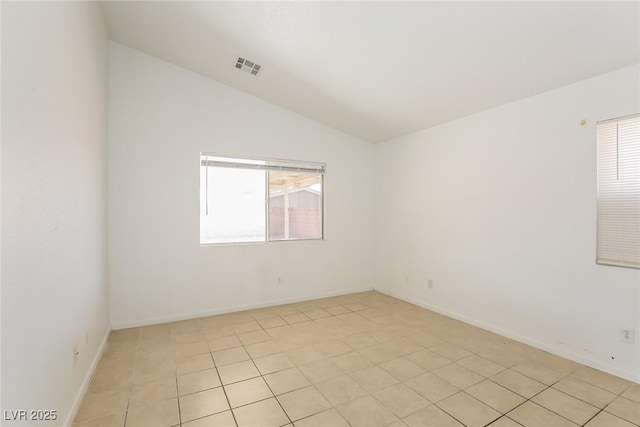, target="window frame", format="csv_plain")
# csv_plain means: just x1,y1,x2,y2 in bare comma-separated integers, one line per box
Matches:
595,113,640,269
199,152,325,246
